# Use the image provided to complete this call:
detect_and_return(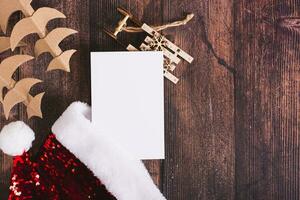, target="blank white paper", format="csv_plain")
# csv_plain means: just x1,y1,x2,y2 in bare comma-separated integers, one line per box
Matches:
91,52,165,160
